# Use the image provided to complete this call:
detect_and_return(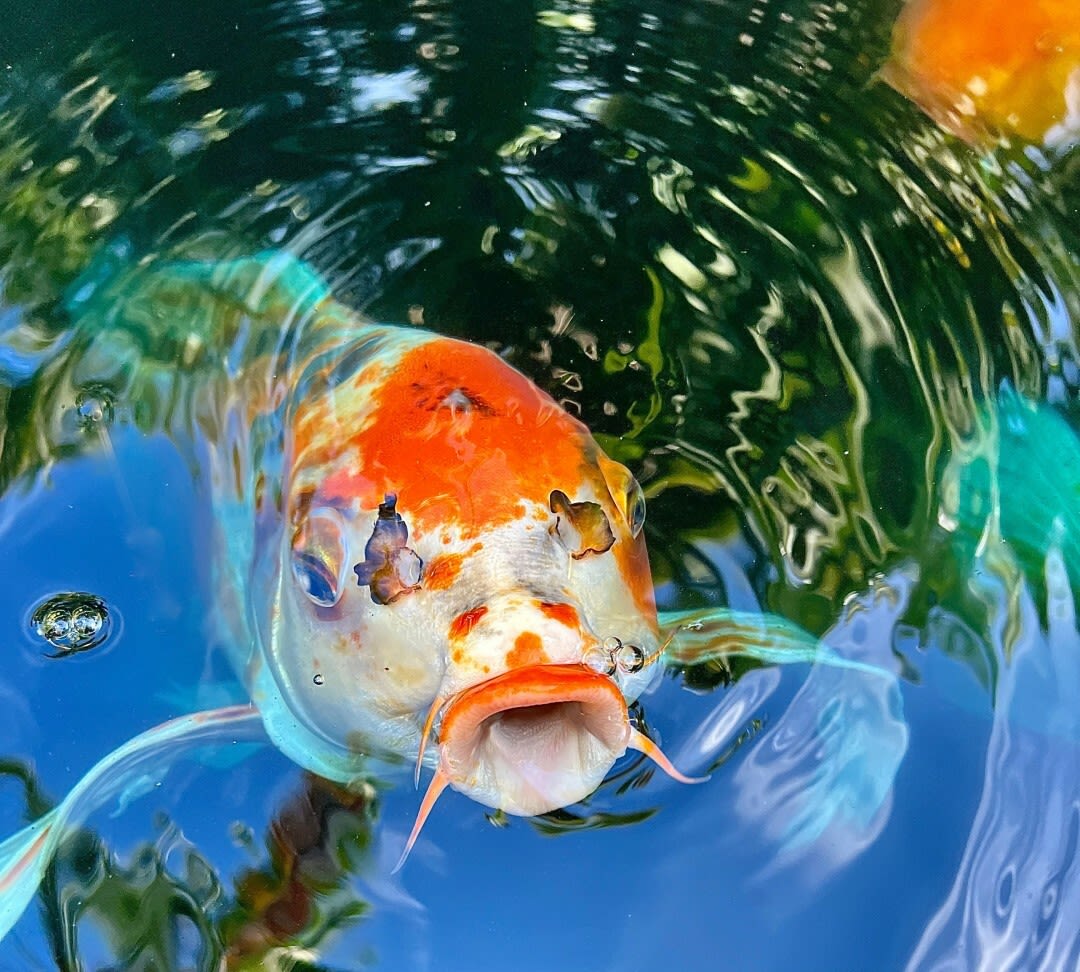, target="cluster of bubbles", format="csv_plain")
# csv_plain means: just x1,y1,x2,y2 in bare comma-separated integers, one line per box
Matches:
30,592,113,655
583,636,647,676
